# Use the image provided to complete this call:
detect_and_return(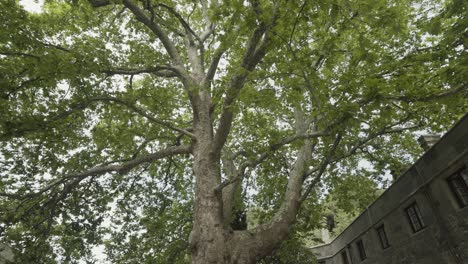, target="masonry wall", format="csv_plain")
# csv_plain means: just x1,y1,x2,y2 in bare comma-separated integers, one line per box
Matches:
310,114,468,264
0,243,13,264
